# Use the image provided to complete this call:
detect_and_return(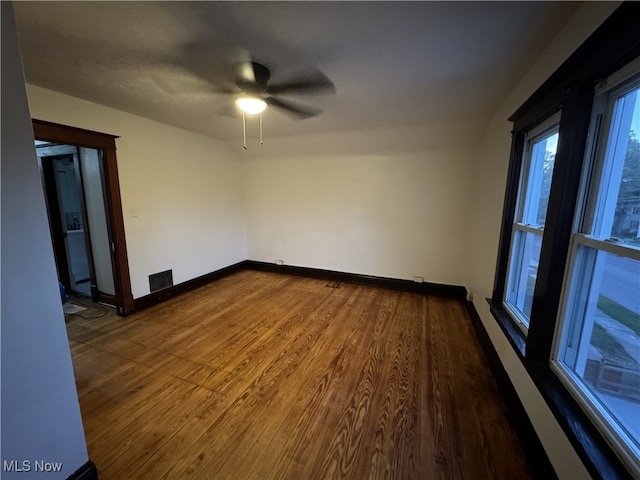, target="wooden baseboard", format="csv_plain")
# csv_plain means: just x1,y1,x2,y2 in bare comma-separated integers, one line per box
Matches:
246,261,467,299
66,460,98,480
134,260,467,312
134,261,248,310
464,301,558,480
